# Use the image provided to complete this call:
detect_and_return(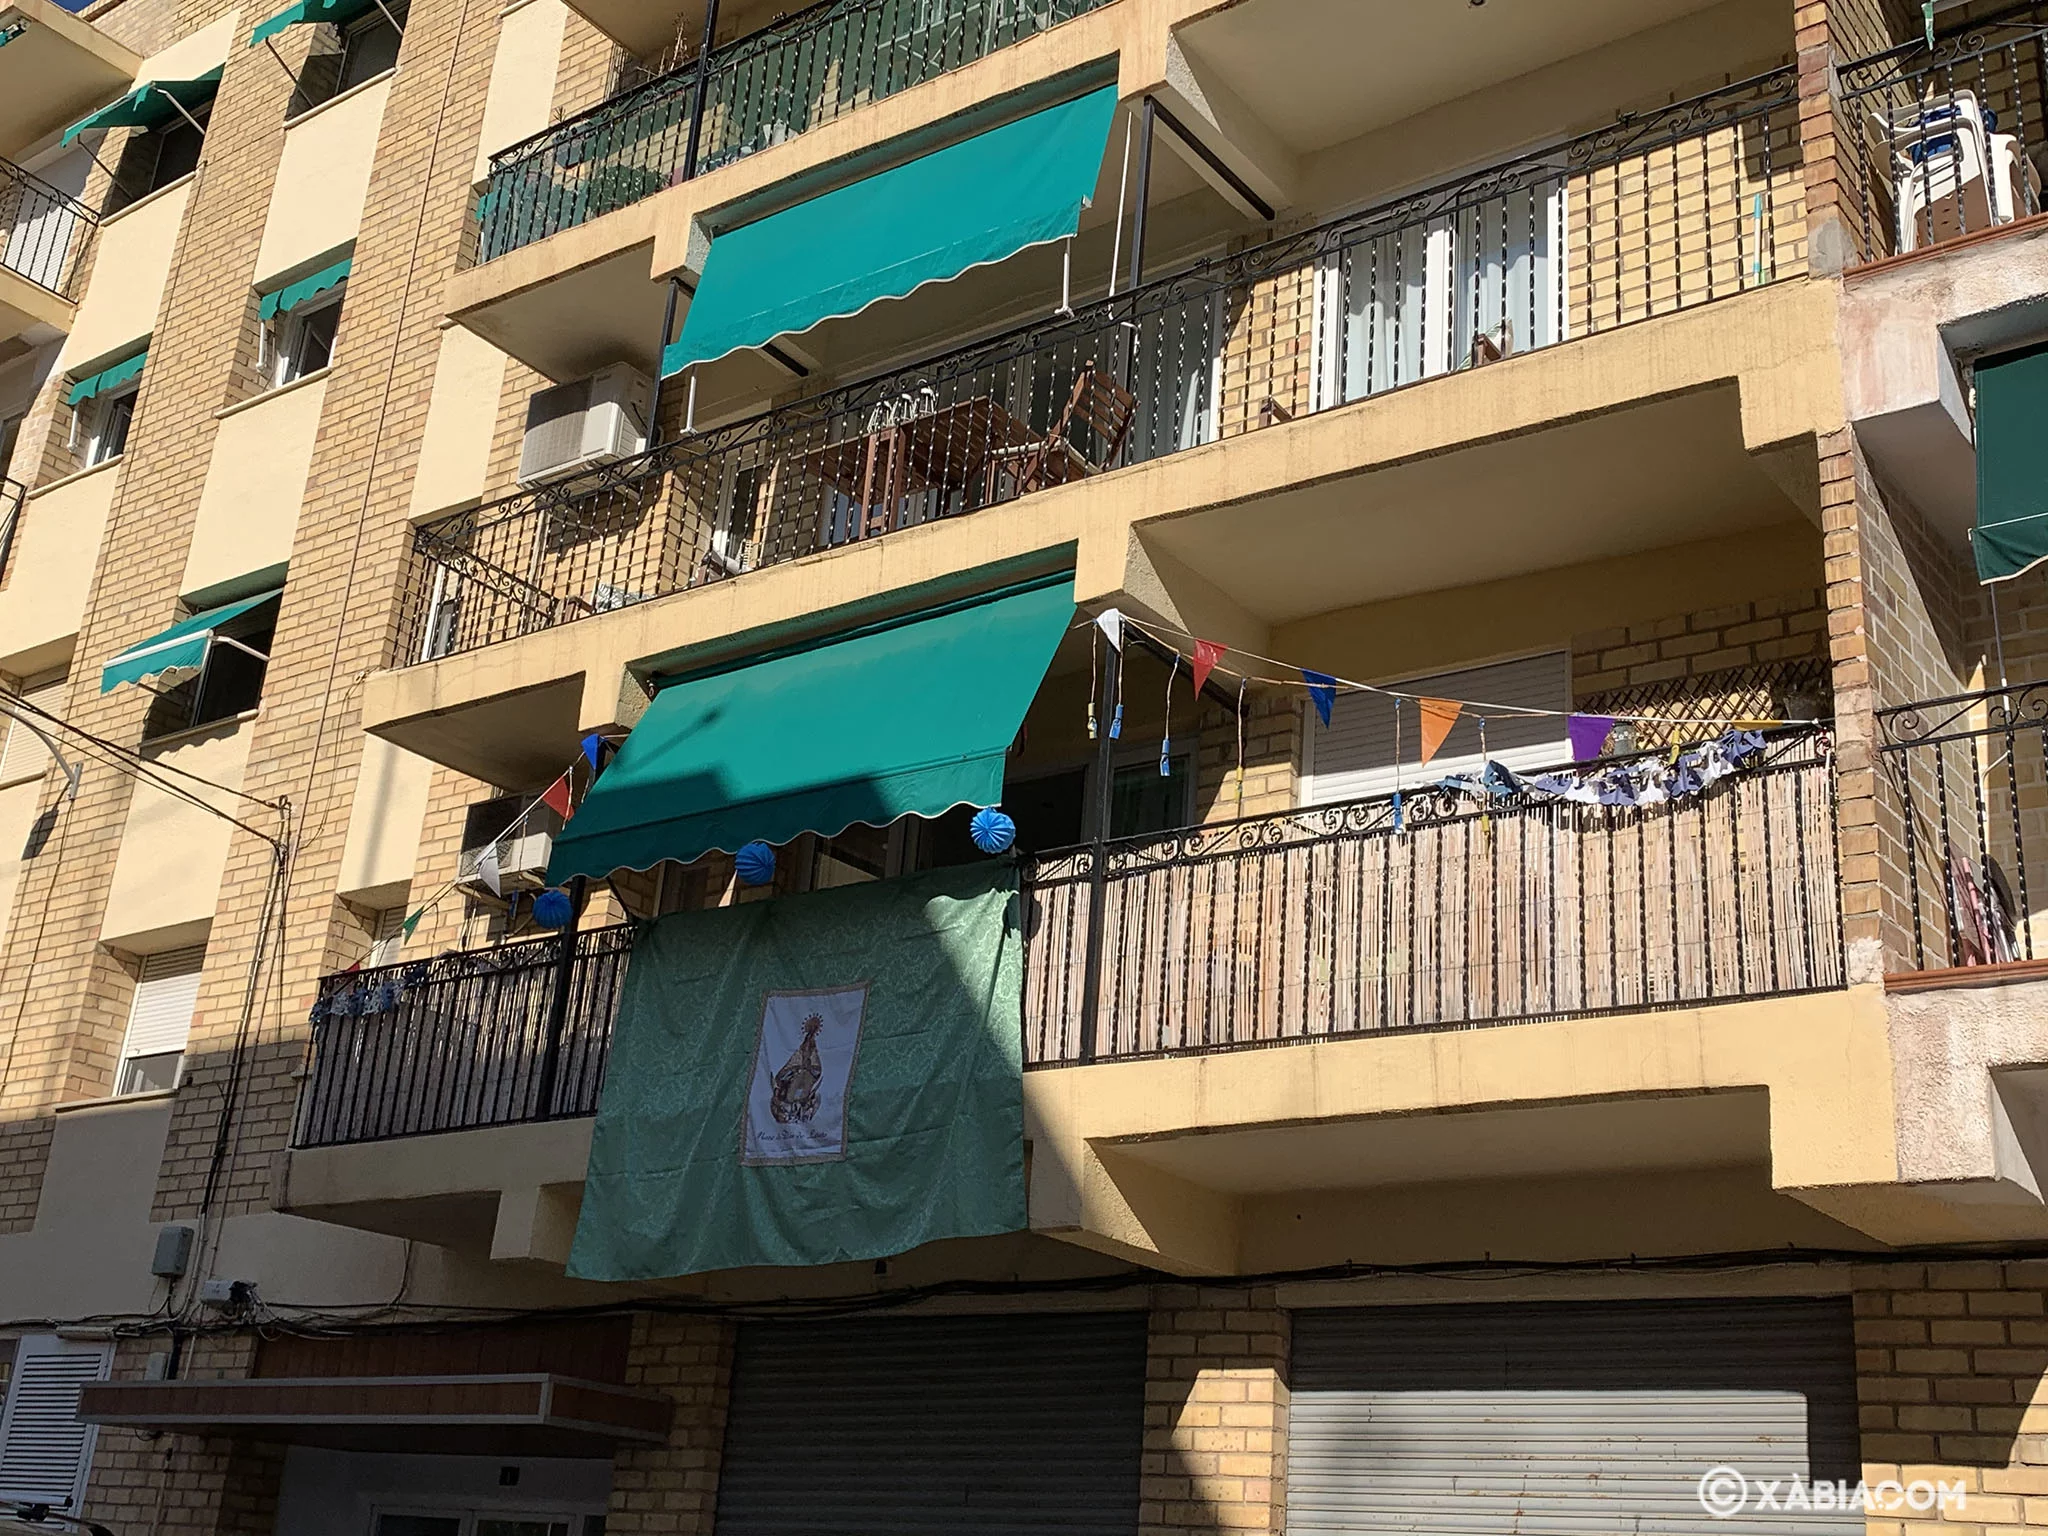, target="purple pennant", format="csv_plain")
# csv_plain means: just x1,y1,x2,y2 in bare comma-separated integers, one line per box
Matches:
1302,670,1338,727
1569,714,1617,763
